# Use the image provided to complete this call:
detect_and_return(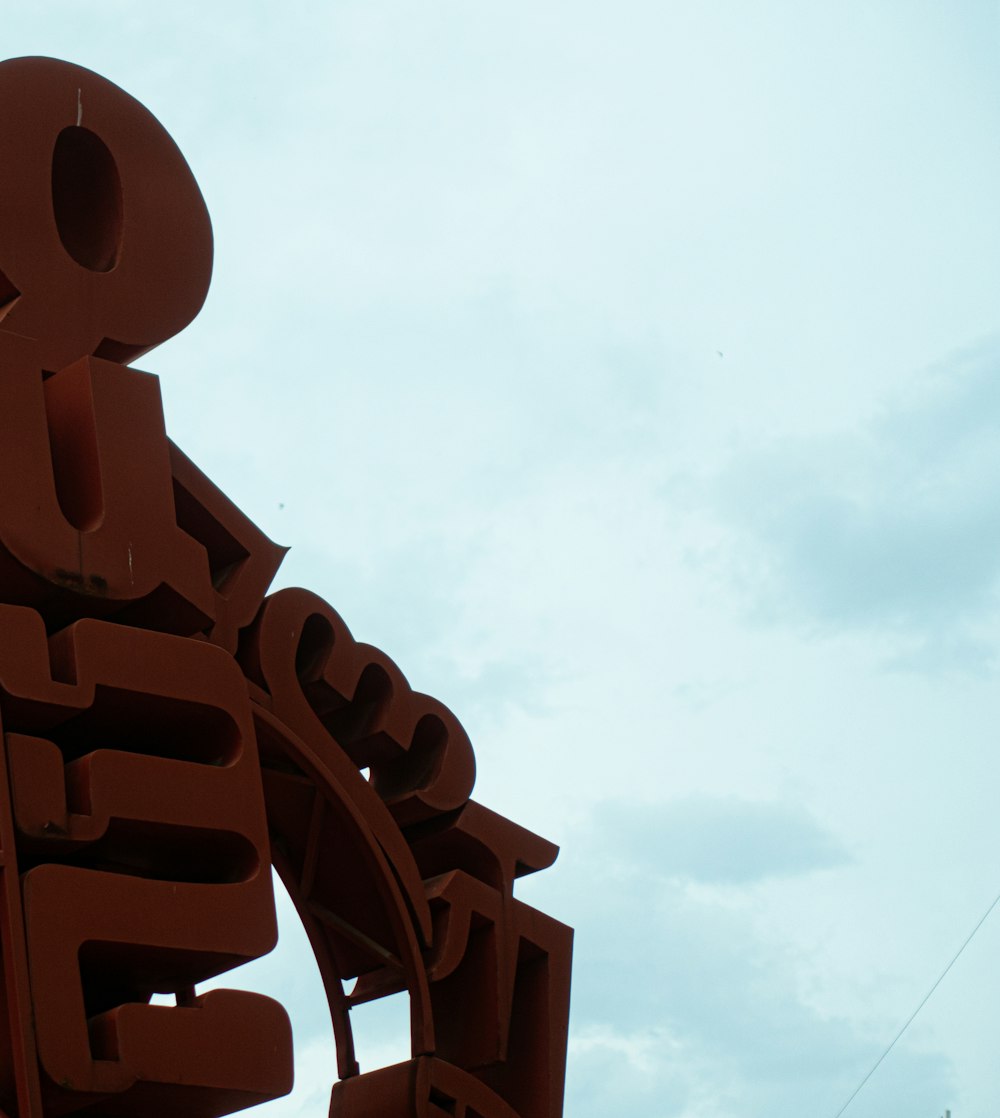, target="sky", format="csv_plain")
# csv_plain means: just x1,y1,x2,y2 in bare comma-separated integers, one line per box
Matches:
4,2,1000,1115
